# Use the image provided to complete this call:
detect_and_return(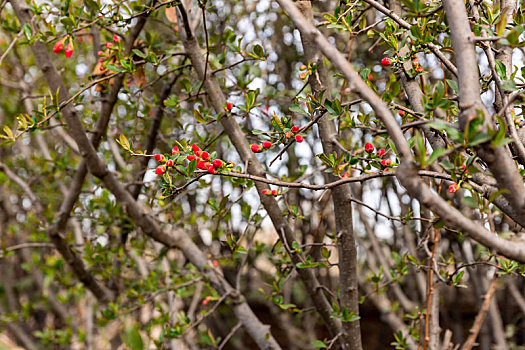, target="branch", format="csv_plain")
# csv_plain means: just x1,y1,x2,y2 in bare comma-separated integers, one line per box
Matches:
460,275,500,350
